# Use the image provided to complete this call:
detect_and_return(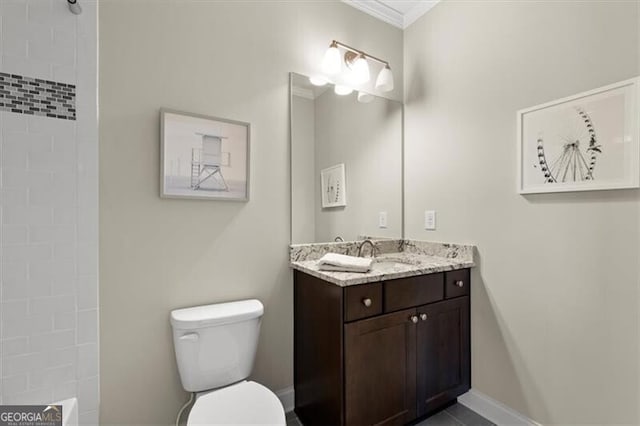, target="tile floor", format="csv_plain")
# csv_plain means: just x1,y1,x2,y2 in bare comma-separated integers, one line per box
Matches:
285,403,495,426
